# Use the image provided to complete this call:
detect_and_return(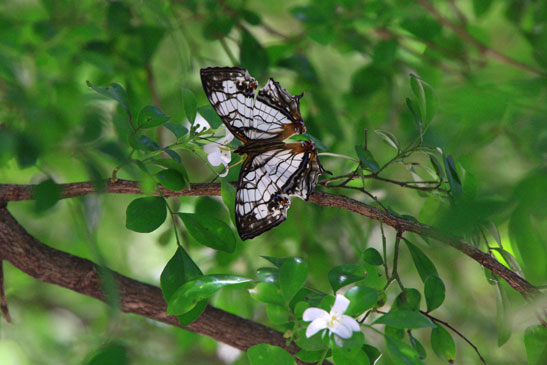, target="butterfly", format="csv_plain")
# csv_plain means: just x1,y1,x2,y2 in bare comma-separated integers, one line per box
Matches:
200,67,327,240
